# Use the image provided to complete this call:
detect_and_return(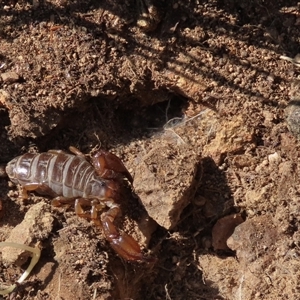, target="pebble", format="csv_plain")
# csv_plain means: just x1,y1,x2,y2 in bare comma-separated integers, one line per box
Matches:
1,202,54,266
285,100,300,140
1,71,20,83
